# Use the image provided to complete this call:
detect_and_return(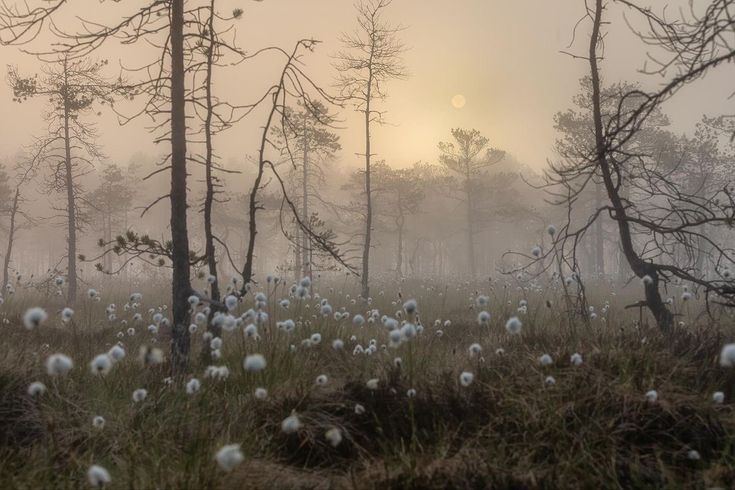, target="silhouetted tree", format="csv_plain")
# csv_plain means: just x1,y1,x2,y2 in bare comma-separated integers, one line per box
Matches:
334,0,407,299
438,128,504,280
